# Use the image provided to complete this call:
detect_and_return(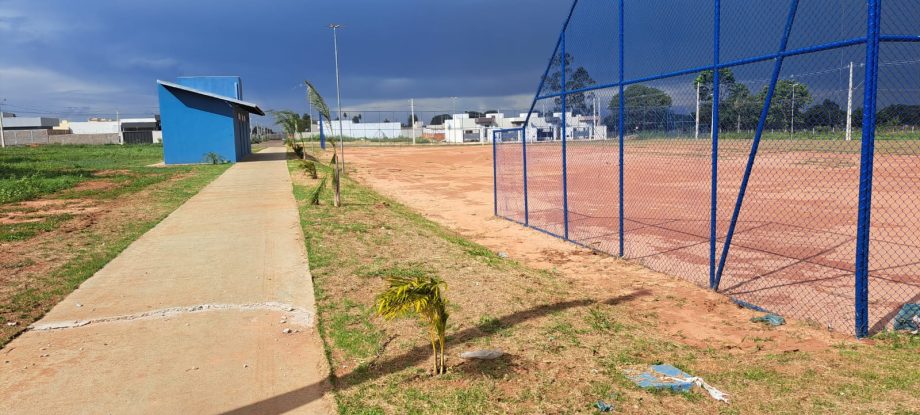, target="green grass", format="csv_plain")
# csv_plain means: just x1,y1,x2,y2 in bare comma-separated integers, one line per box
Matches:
0,144,166,204
0,214,73,242
288,155,920,414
